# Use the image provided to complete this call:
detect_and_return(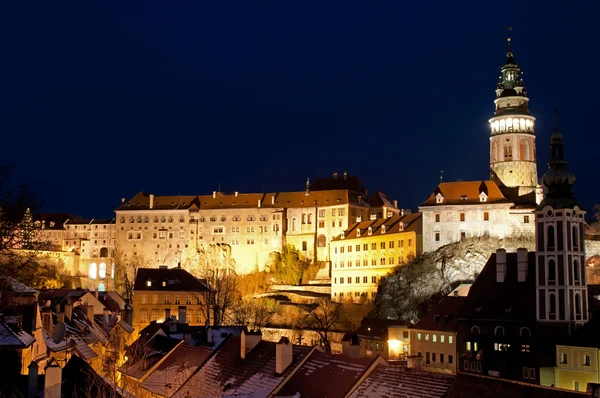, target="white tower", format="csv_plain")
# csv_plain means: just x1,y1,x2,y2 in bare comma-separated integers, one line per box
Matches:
489,36,539,204
535,114,587,331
